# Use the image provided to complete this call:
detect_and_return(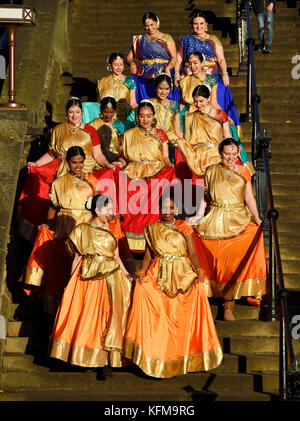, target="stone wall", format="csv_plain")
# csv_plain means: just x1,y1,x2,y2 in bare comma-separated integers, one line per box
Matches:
0,0,73,370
